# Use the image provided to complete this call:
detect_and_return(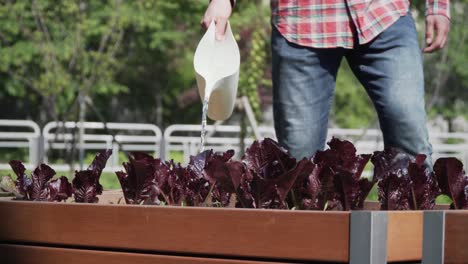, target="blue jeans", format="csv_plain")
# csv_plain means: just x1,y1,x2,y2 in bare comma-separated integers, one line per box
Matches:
271,13,433,165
